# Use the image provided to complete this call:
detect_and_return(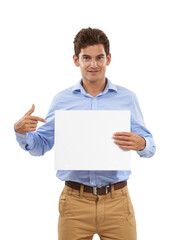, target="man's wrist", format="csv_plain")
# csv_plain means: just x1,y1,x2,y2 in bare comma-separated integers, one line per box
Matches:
139,137,146,151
